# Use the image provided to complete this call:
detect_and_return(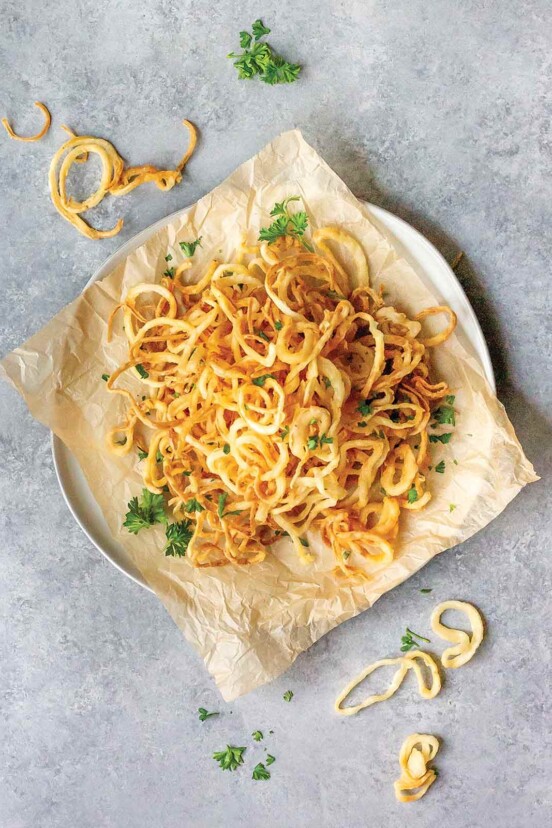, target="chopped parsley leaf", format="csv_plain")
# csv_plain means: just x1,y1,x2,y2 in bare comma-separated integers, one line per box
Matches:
420,588,432,594
407,486,419,504
279,426,289,440
163,267,175,278
183,498,204,513
400,627,430,652
307,436,318,450
357,399,373,416
252,730,263,742
164,253,173,262
252,762,270,781
449,503,457,512
429,432,452,444
223,443,231,455
283,690,294,702
259,196,312,250
299,538,309,548
123,489,167,534
164,520,193,557
274,320,283,331
252,373,276,387
213,745,246,771
101,373,110,382
323,377,332,389
266,754,276,765
136,364,149,379
435,460,446,474
198,707,218,721
255,329,270,342
179,237,202,257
